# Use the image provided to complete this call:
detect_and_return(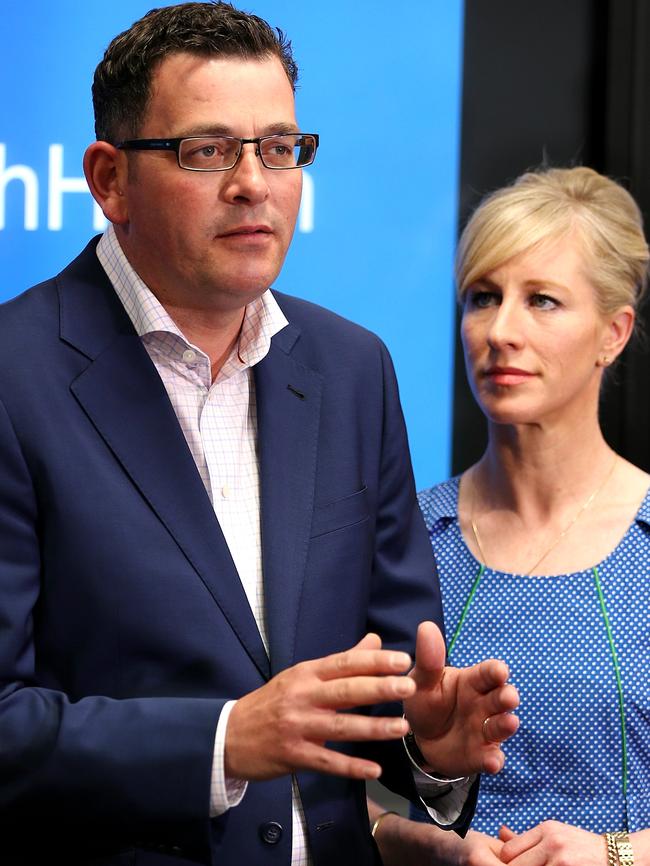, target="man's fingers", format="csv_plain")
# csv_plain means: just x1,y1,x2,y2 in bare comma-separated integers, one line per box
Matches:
226,637,417,782
315,645,412,681
353,632,382,651
294,741,383,780
493,683,520,713
410,620,446,687
316,673,415,708
300,709,410,743
483,708,520,745
468,664,519,717
469,658,515,695
481,745,506,775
